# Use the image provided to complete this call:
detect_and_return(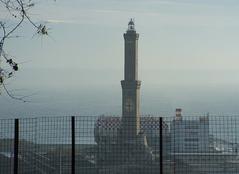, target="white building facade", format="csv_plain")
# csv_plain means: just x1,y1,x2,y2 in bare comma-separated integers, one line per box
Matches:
170,116,210,153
